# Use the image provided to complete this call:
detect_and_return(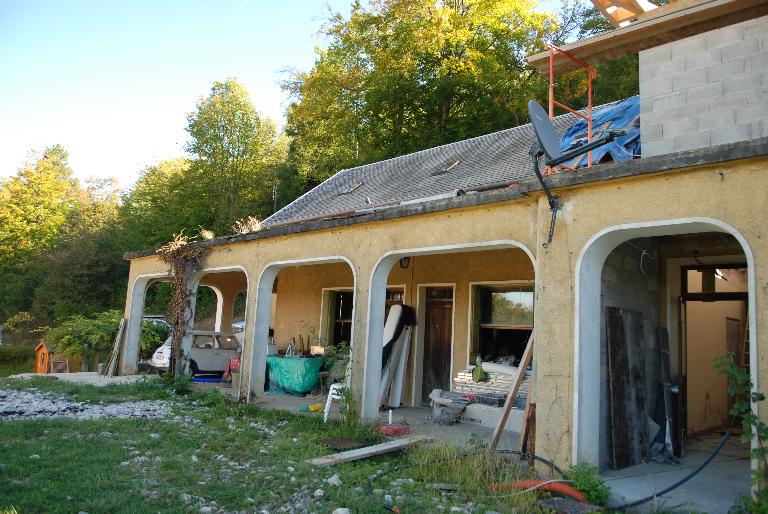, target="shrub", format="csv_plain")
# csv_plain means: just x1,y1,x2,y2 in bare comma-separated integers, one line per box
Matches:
716,353,768,511
45,310,122,359
565,463,610,506
43,310,170,362
139,320,170,359
0,344,35,364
